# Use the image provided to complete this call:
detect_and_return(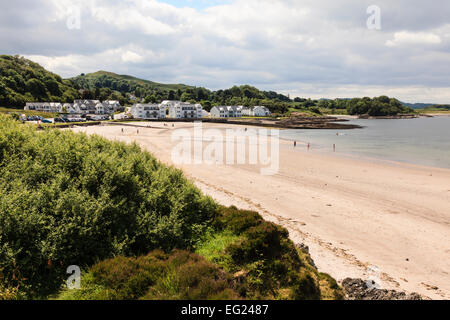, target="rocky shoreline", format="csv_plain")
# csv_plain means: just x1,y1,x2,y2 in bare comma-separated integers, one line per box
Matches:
225,116,362,130
297,243,425,300
357,113,434,119
113,116,363,130
342,278,424,300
